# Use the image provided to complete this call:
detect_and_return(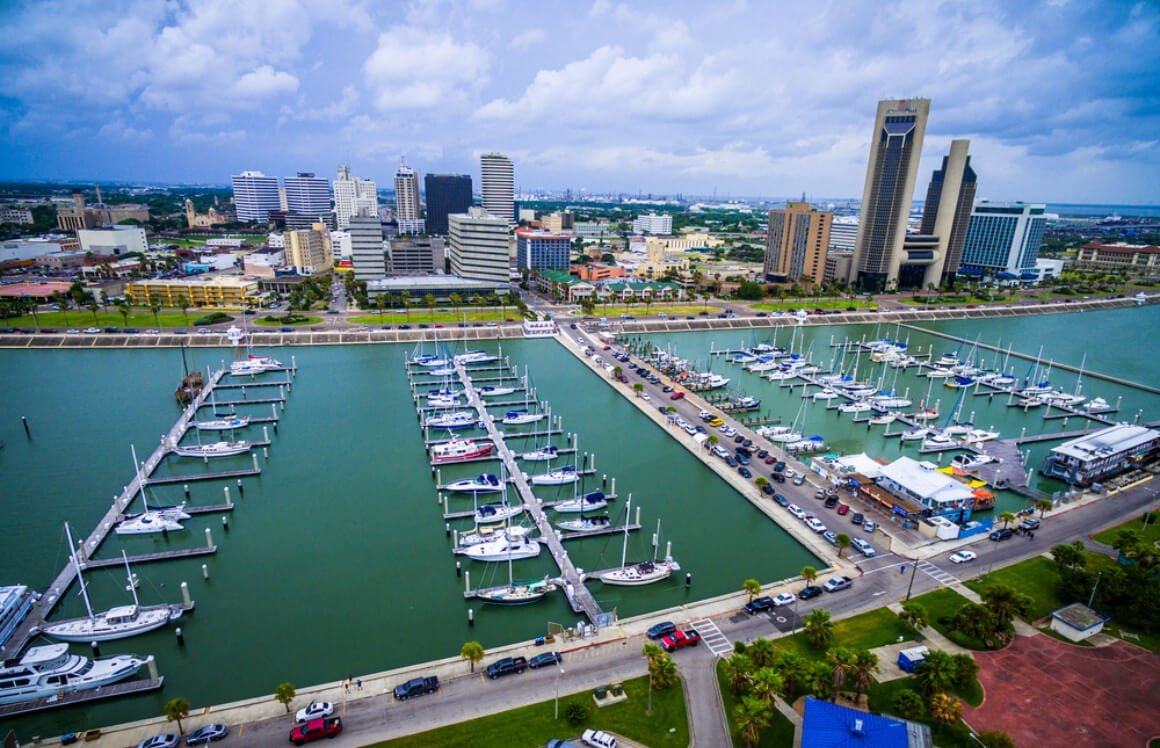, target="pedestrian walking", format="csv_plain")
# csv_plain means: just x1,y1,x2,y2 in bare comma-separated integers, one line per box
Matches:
357,678,363,691
900,564,906,575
